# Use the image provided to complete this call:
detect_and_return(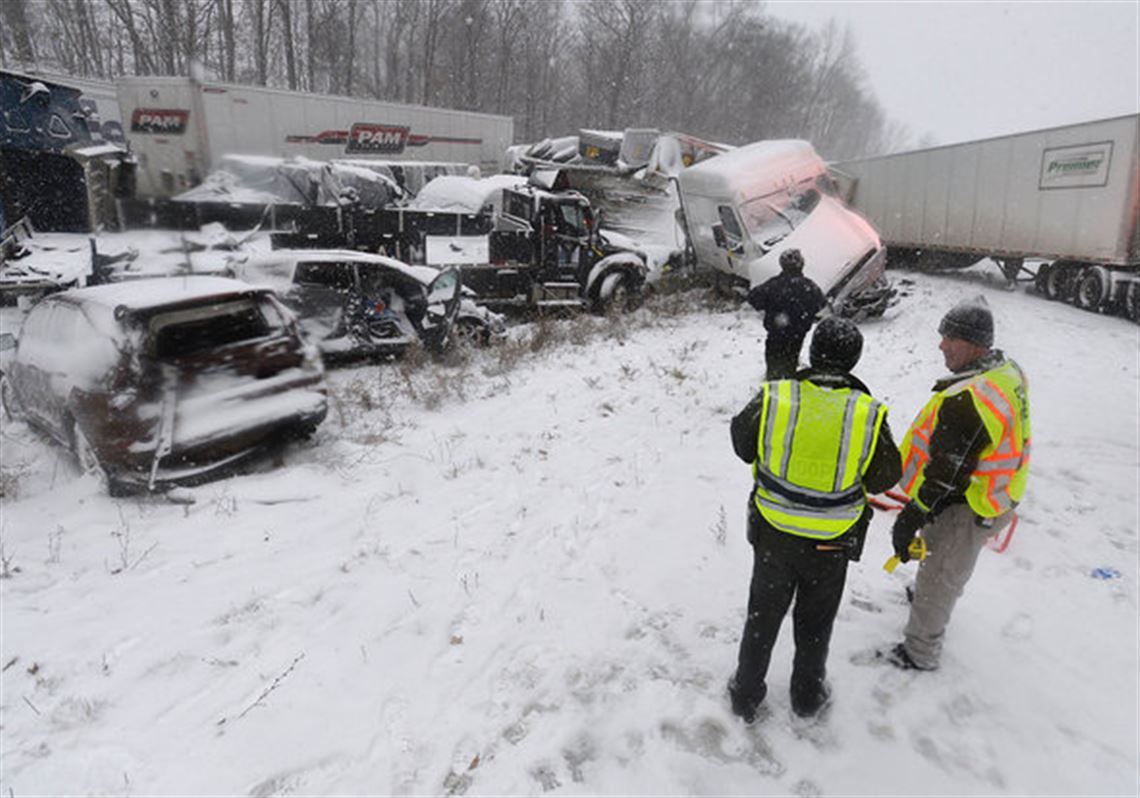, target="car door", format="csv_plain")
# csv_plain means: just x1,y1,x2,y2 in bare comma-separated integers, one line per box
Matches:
714,204,747,278
11,300,65,431
356,262,417,344
290,260,358,342
419,267,463,352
